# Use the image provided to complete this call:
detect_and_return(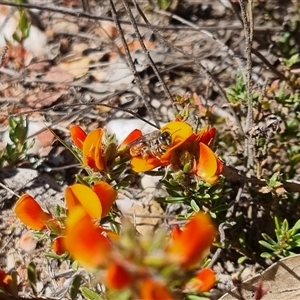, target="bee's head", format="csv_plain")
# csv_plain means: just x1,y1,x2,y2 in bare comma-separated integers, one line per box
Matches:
158,131,172,146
